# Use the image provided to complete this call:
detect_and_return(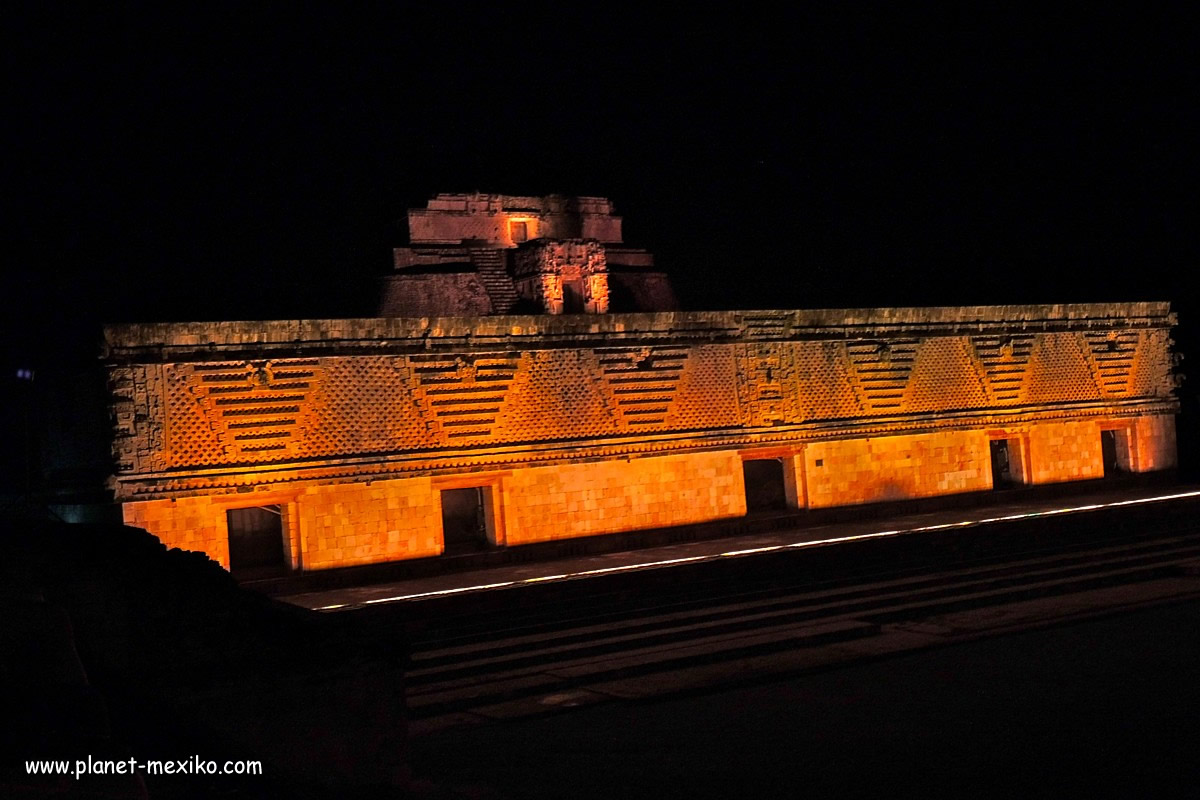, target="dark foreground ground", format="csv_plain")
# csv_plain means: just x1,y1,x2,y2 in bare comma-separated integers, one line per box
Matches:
4,486,1198,799
409,598,1200,799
